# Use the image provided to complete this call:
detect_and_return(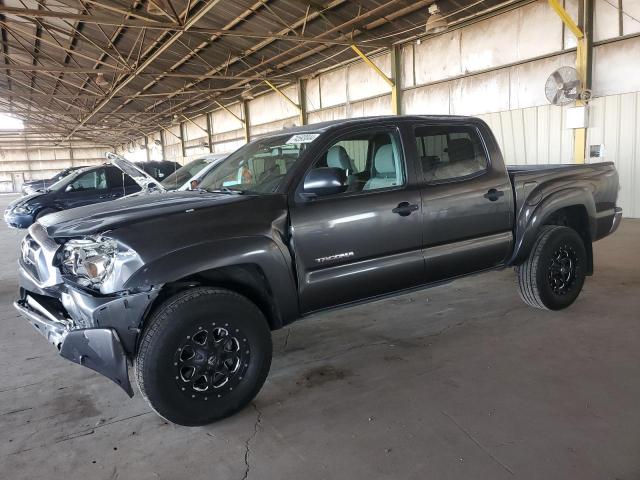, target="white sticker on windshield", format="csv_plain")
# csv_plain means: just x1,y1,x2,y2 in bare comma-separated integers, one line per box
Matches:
286,133,320,144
